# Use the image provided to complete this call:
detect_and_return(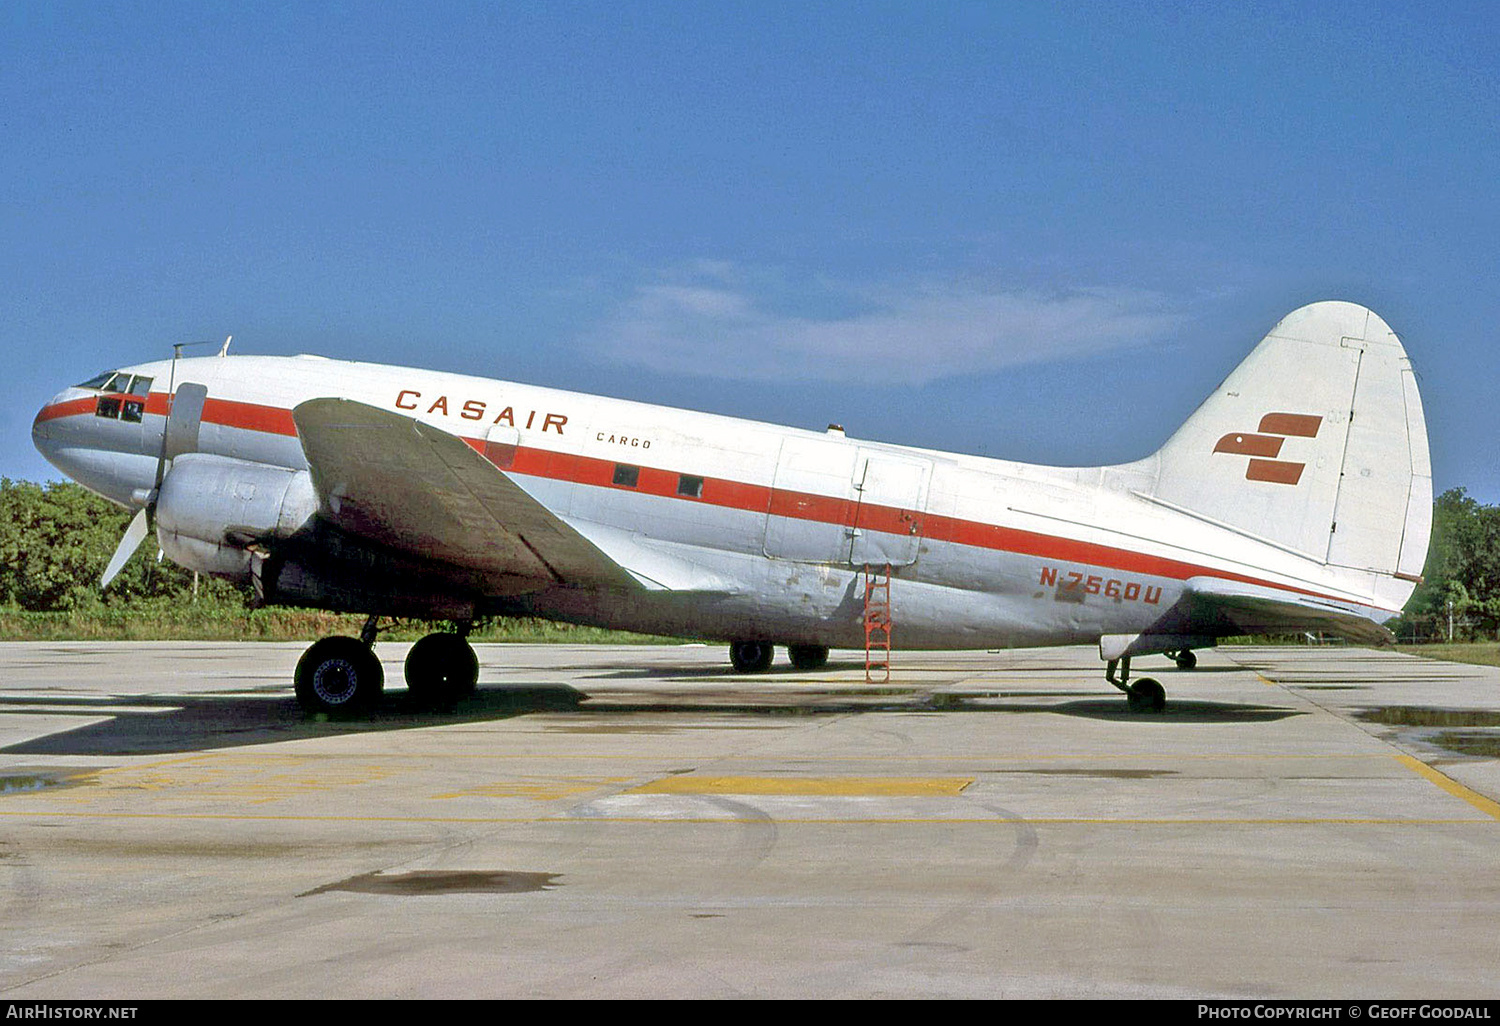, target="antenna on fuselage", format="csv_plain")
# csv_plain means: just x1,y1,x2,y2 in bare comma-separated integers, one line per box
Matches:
170,339,222,360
